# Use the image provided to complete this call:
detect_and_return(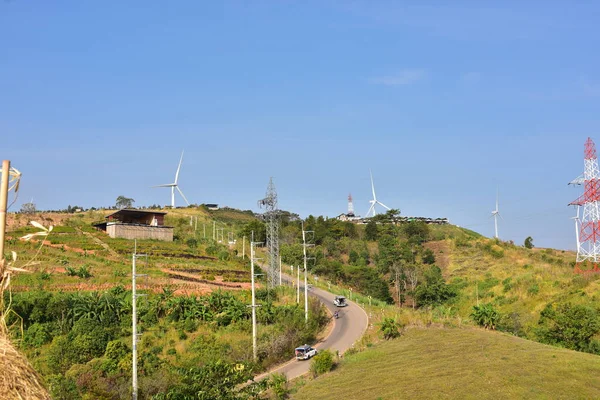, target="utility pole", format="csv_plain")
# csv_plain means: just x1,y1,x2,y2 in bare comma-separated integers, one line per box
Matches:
194,216,198,232
302,224,314,323
213,221,216,240
242,236,246,259
297,265,300,304
0,160,10,260
132,241,147,400
203,224,206,239
248,239,262,362
279,255,282,286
